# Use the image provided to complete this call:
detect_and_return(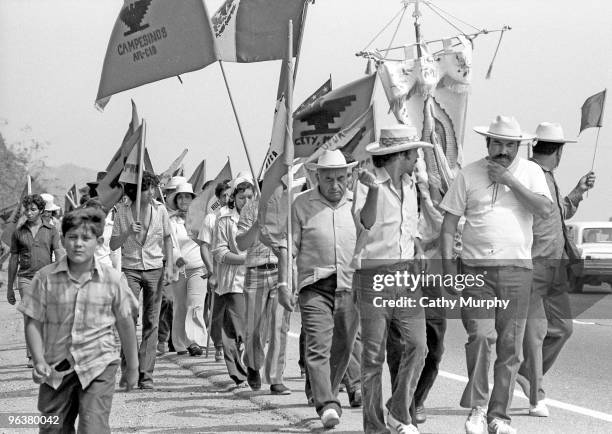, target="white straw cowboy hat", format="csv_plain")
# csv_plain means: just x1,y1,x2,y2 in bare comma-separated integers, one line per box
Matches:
365,125,433,155
163,176,187,191
40,193,61,212
534,122,577,143
167,182,196,210
474,115,535,141
305,149,358,171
